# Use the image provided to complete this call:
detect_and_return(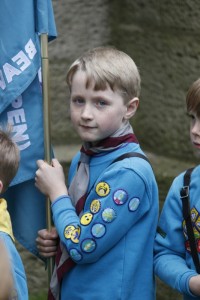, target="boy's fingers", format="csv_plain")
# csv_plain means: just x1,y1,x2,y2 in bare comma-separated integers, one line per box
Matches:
36,236,58,247
36,159,46,167
51,158,60,167
38,250,57,258
37,244,57,253
37,228,58,240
